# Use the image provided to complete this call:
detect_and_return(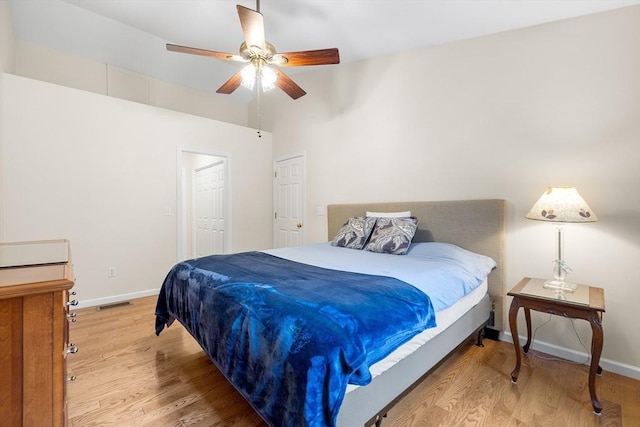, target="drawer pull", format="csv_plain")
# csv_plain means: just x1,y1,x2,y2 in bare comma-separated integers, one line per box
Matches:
67,299,78,307
67,313,77,322
67,375,77,382
66,344,79,354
